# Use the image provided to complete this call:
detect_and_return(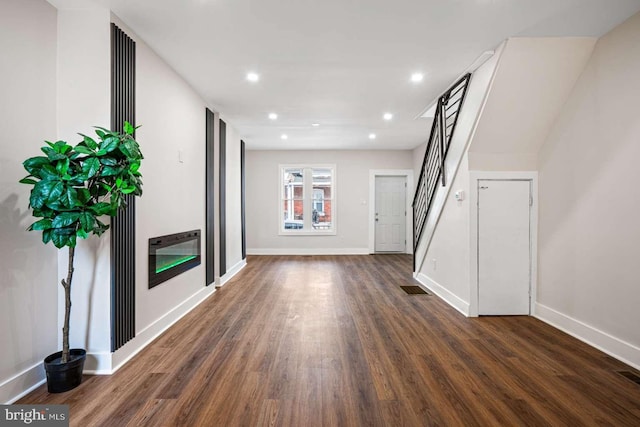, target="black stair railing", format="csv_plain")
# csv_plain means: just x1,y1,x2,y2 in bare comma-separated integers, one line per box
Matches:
412,73,471,260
